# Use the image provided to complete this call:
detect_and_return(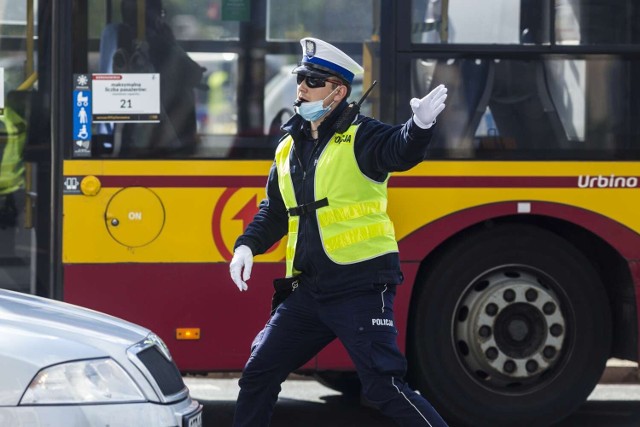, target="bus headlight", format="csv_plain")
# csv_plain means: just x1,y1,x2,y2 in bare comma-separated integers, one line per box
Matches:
20,358,145,404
